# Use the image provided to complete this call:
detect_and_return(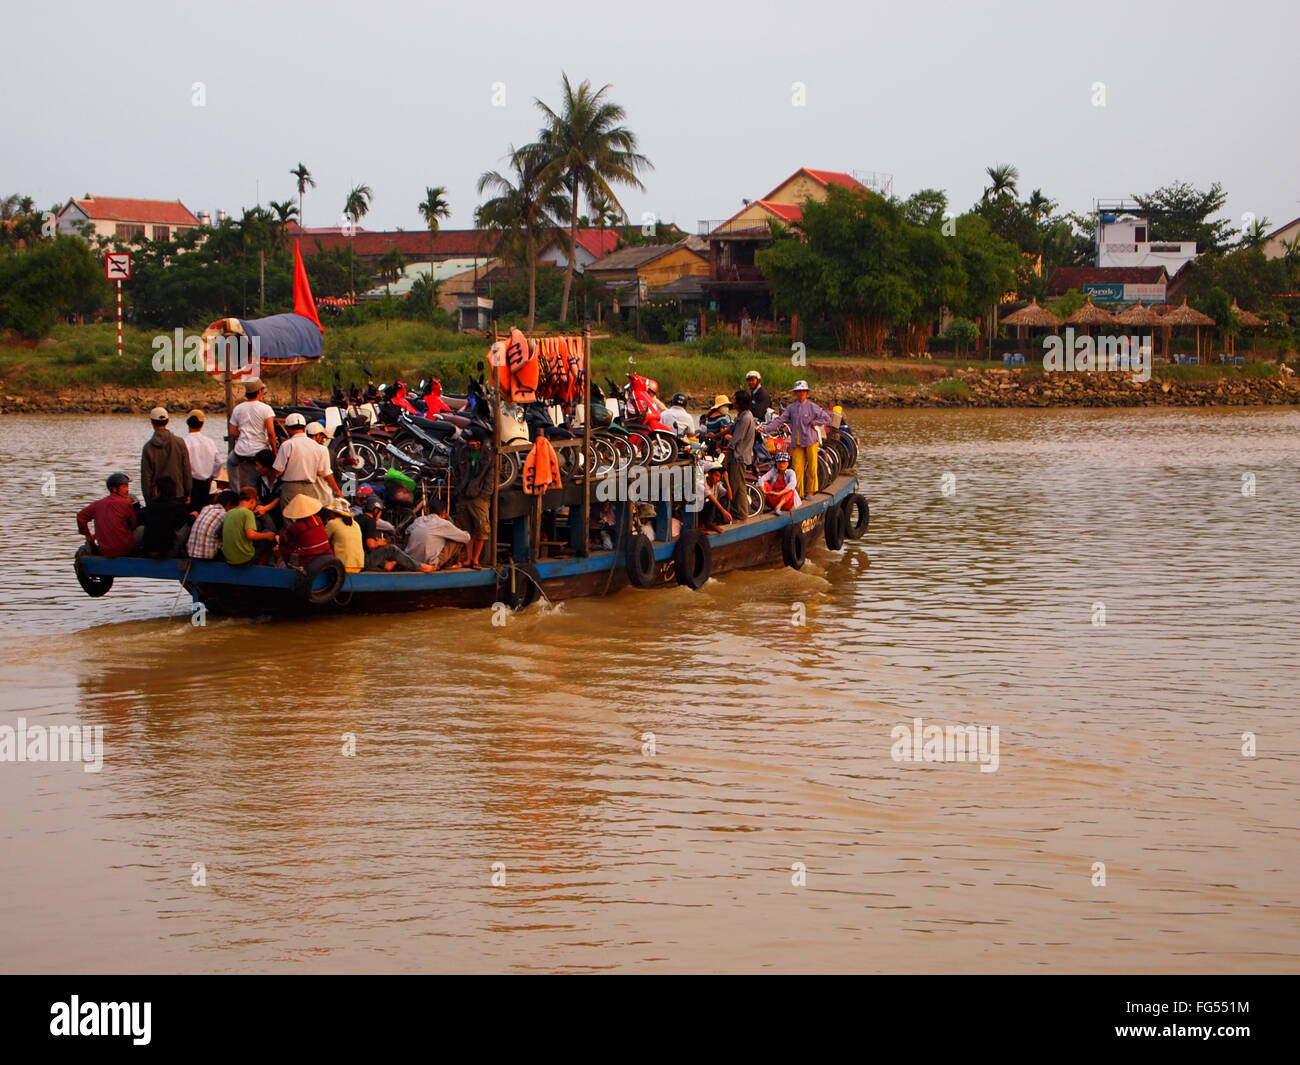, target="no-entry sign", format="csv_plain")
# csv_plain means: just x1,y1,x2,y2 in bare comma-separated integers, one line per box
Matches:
105,252,132,281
